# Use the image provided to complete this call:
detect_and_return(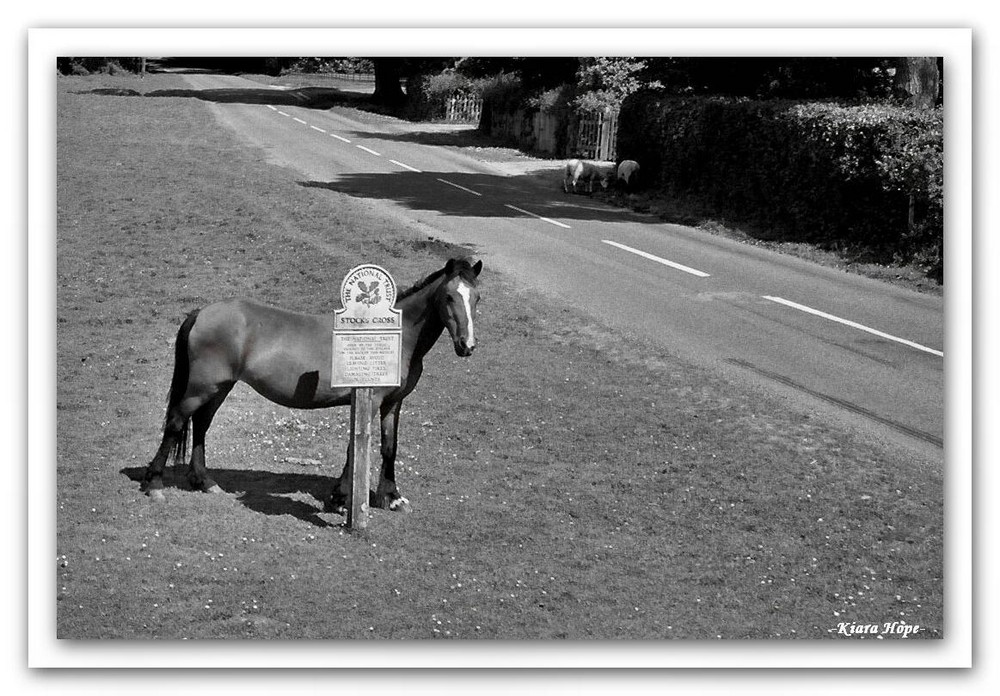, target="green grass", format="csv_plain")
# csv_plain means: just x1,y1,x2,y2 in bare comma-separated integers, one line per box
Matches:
55,73,942,640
